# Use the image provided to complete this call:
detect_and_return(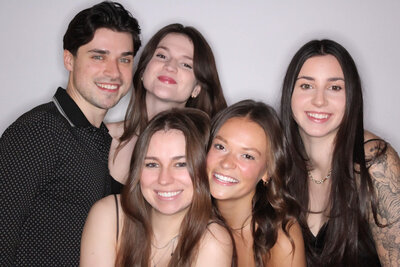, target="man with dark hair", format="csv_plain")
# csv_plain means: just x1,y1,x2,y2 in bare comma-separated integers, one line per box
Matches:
0,2,140,266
